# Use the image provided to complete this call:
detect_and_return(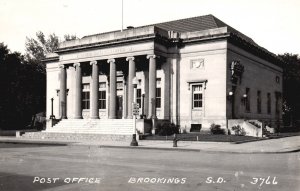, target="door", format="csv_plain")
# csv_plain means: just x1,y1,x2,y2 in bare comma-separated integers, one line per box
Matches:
116,95,123,119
